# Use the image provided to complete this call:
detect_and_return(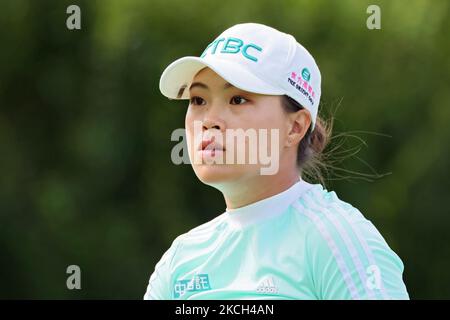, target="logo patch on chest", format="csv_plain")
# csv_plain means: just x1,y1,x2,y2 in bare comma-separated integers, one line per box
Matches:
173,274,211,299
